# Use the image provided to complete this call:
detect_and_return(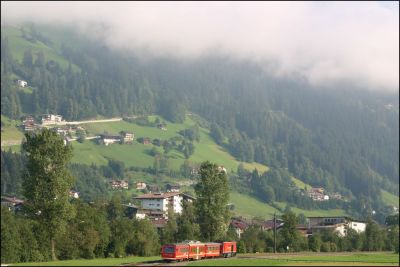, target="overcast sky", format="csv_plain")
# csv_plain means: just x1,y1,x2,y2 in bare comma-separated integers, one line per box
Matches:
1,1,399,92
